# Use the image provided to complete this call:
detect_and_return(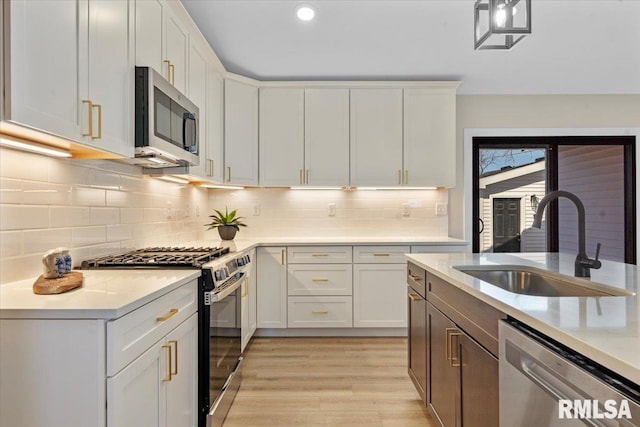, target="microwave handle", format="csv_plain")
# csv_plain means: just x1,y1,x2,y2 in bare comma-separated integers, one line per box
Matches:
183,112,197,153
